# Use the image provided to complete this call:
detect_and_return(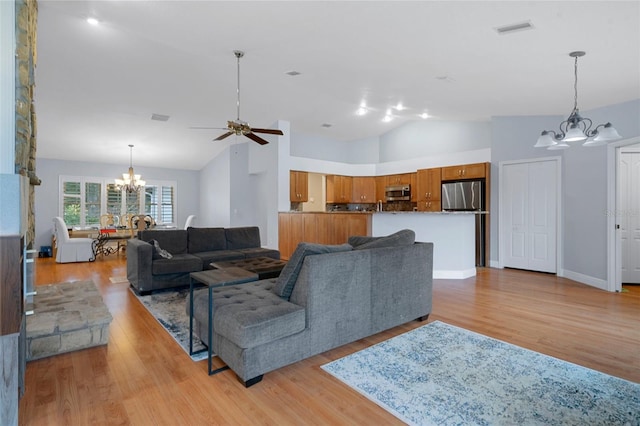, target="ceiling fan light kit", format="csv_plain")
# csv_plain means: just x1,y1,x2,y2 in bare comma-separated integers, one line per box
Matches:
535,51,622,150
211,50,284,145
